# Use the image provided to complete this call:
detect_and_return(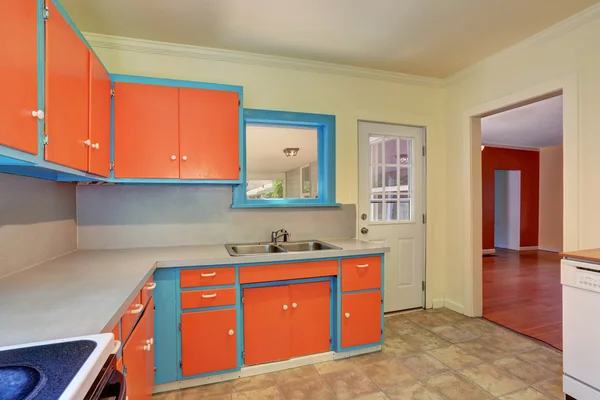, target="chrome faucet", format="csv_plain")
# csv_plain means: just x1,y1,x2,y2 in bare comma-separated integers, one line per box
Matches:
271,229,291,244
